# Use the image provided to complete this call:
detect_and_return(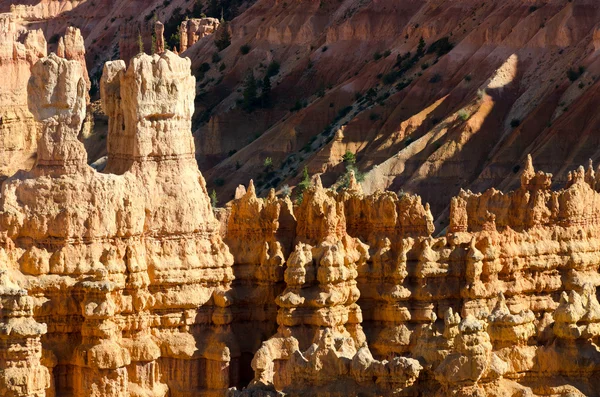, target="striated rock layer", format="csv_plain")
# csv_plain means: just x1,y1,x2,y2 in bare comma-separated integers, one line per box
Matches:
3,45,600,397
